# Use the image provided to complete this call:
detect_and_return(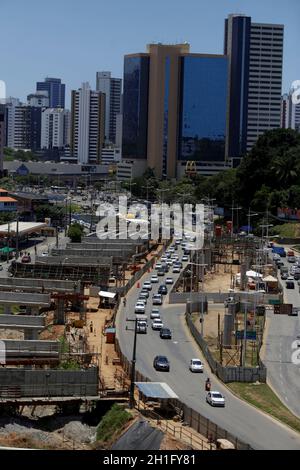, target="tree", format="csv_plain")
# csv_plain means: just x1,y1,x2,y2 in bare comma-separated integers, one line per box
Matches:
67,223,84,243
